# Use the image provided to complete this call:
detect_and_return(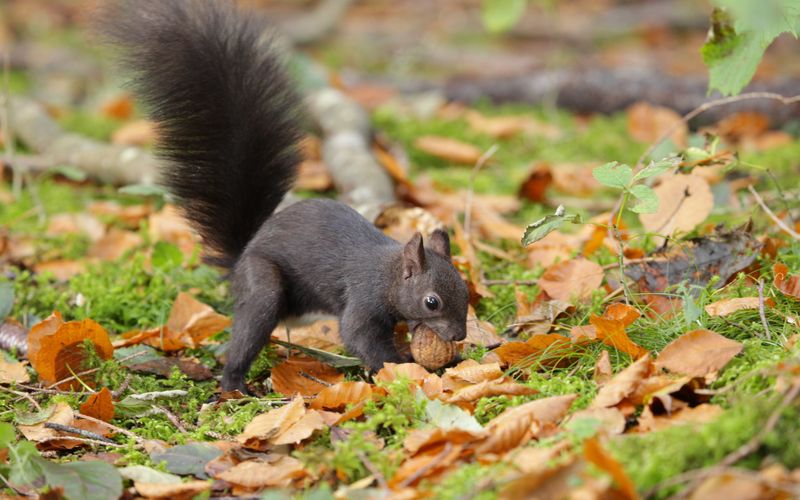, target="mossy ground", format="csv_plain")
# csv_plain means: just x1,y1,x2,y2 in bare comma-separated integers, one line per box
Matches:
1,100,799,498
